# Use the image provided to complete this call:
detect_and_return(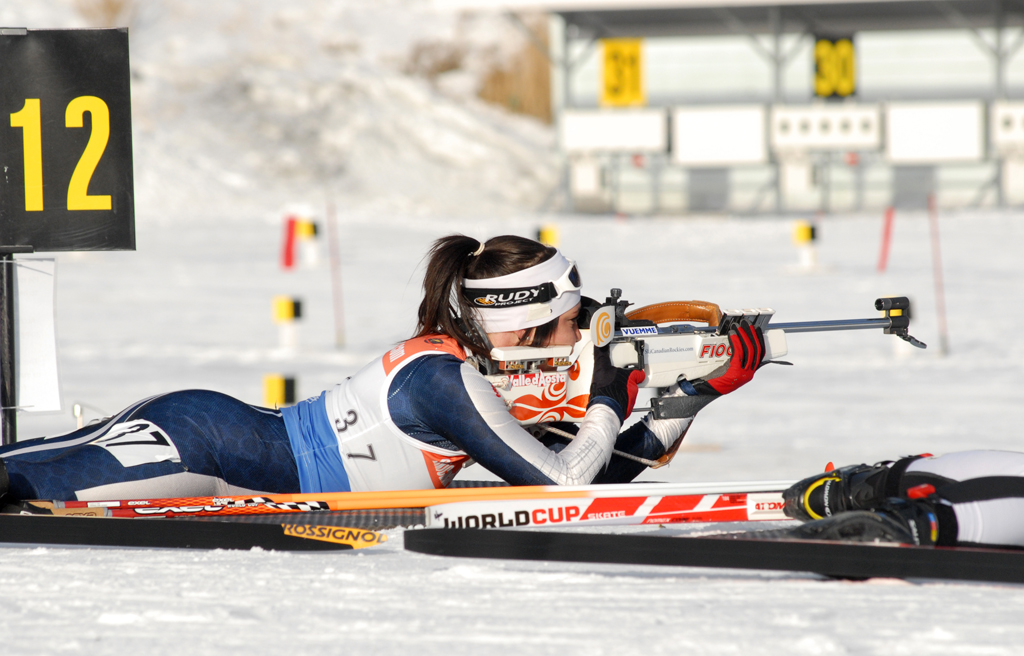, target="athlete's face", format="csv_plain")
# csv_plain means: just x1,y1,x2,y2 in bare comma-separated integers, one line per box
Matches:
546,303,582,347
486,303,583,349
